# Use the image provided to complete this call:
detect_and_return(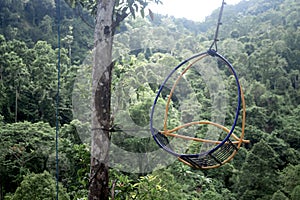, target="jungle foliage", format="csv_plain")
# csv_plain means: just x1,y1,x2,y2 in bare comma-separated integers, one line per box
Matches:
1,0,300,199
